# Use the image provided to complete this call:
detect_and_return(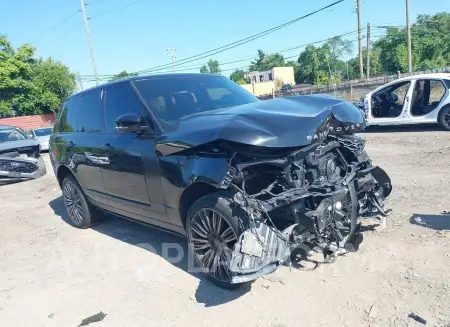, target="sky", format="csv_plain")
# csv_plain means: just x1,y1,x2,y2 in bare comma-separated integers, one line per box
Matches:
2,0,450,89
